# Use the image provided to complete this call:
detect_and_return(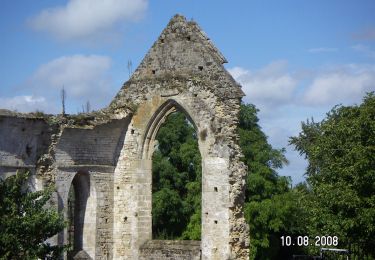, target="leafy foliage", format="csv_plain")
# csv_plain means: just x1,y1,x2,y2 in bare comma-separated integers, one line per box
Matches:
290,92,375,258
151,105,304,258
0,171,66,259
239,104,306,259
152,112,201,240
